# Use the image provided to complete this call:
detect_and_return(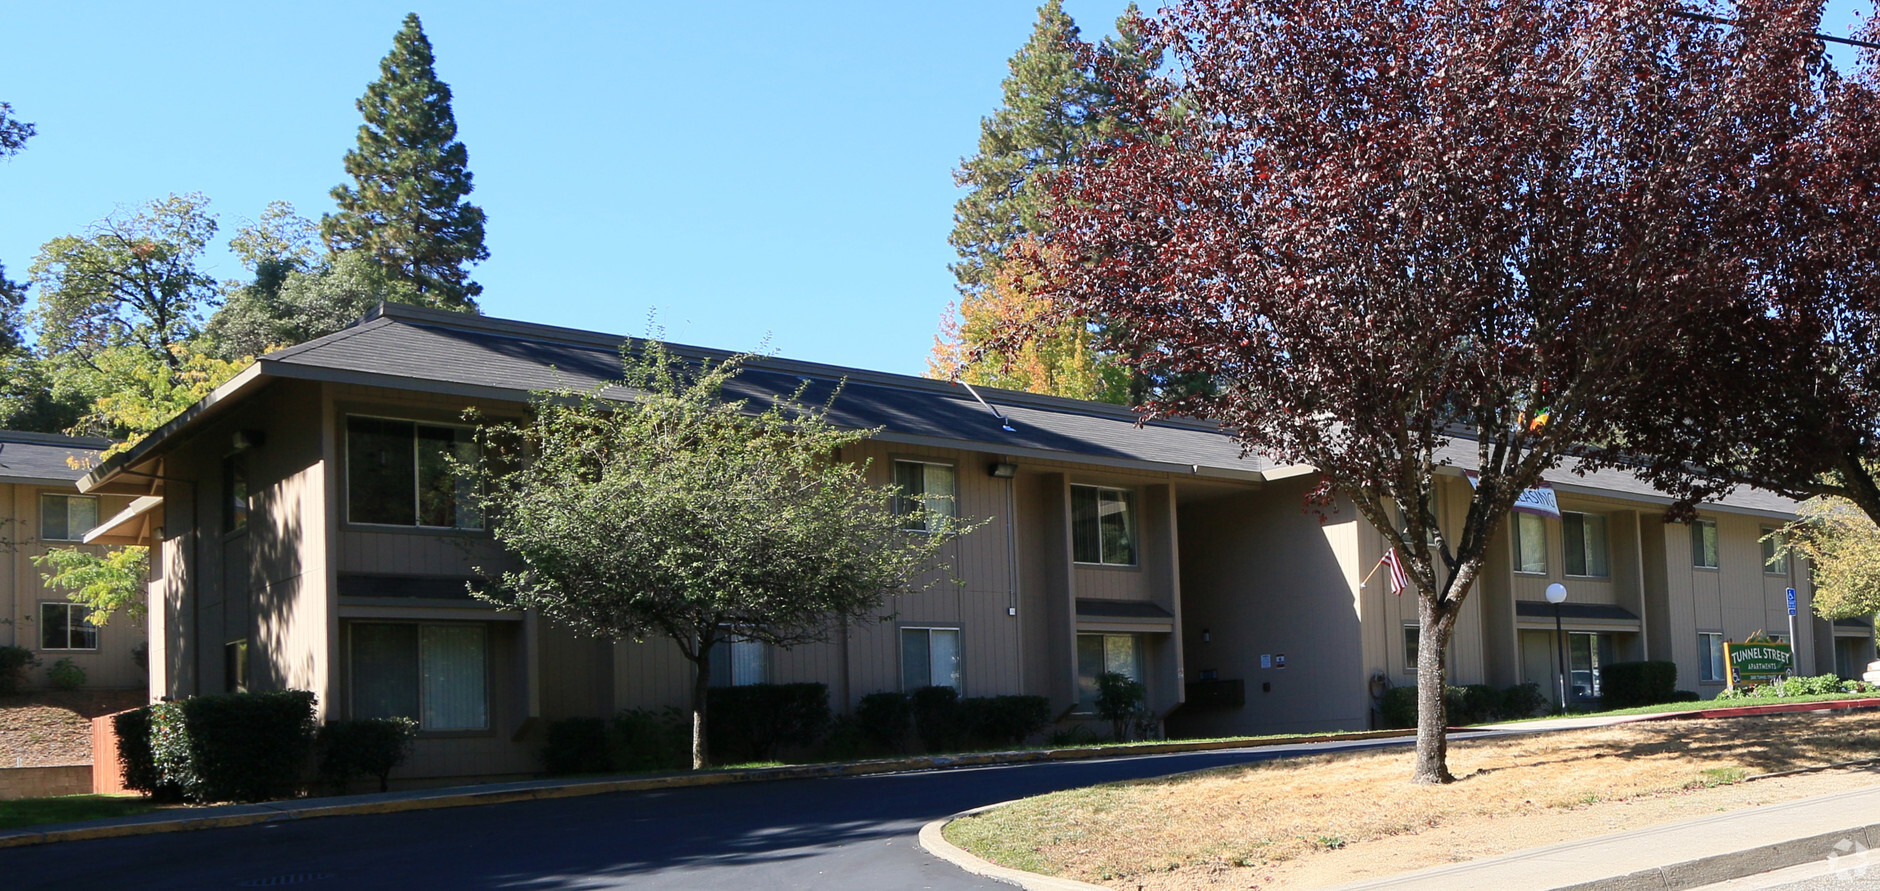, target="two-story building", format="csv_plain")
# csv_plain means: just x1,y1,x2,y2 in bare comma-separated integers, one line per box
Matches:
1,429,146,691
79,304,1842,782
